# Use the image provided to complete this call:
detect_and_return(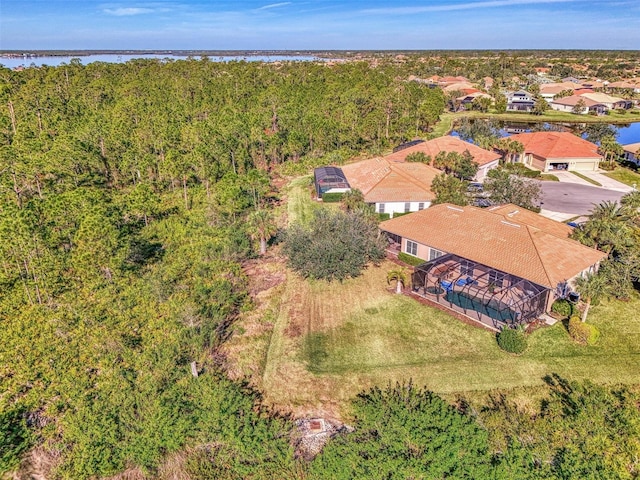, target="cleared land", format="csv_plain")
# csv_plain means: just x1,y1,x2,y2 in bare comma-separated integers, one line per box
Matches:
224,177,640,419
